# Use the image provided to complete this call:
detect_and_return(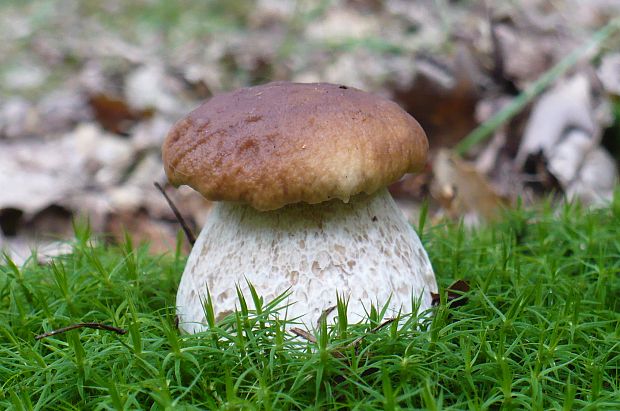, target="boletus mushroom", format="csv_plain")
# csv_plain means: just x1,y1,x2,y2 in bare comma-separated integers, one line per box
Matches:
162,82,437,333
